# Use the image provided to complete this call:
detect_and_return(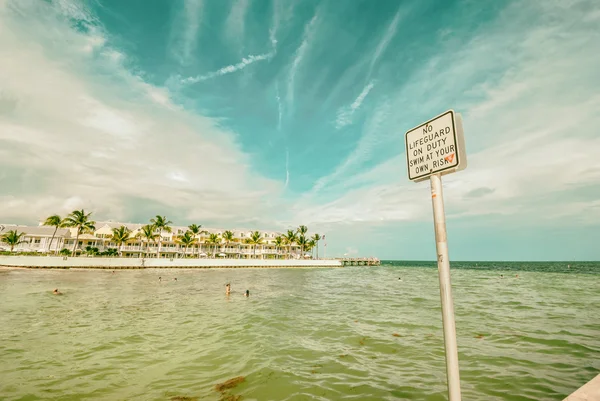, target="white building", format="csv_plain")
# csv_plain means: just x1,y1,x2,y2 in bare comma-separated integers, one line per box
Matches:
0,222,306,259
